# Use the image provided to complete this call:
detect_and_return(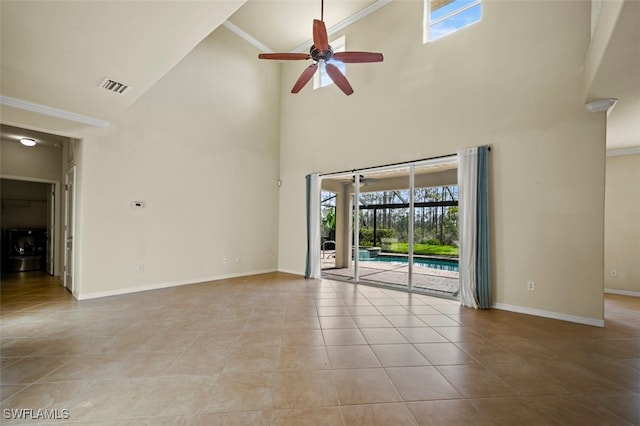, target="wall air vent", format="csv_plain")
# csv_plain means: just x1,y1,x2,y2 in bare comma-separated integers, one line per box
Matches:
99,78,131,95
